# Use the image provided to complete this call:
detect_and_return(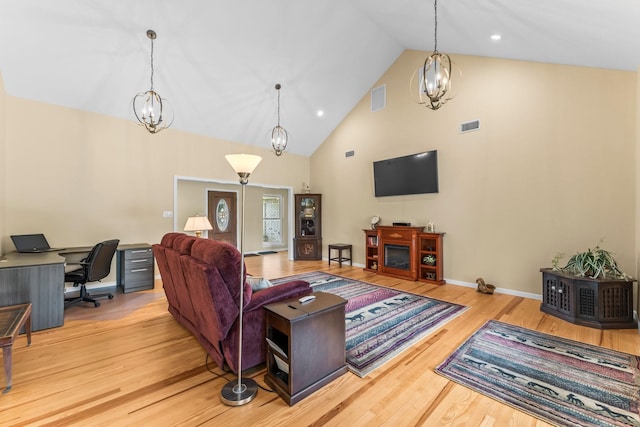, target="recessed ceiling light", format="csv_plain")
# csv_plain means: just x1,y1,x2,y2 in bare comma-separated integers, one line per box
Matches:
316,110,324,117
490,34,502,41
